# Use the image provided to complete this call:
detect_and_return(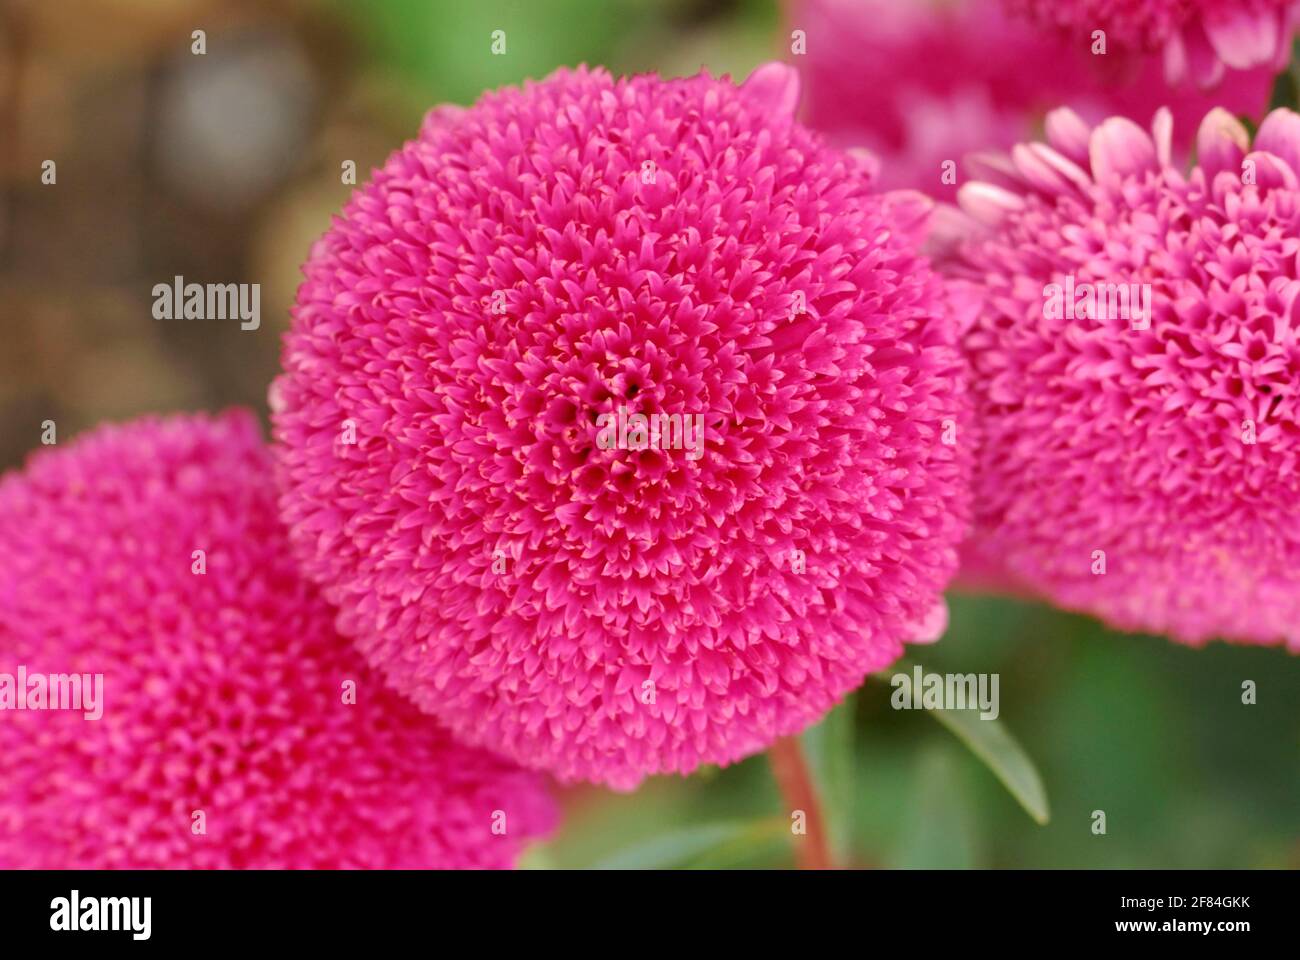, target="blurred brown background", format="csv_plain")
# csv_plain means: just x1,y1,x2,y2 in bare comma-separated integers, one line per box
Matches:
0,0,774,469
